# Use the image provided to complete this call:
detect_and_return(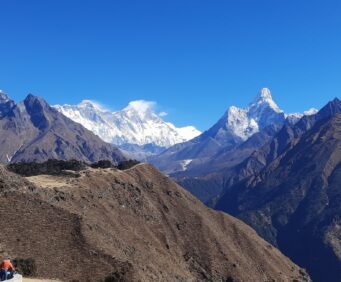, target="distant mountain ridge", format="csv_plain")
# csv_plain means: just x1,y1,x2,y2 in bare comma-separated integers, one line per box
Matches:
215,99,341,282
54,99,201,152
149,88,317,175
0,91,125,163
176,98,339,204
